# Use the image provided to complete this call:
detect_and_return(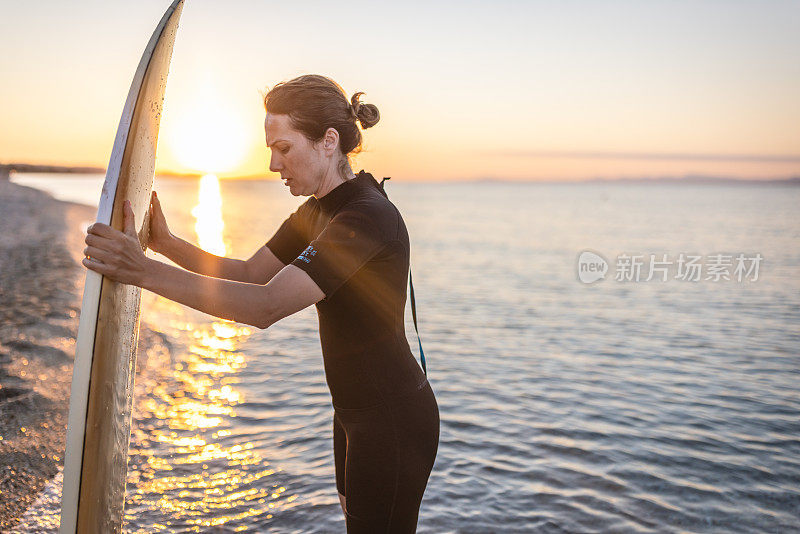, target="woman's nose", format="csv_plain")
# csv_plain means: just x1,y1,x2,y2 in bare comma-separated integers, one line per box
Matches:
269,153,281,173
